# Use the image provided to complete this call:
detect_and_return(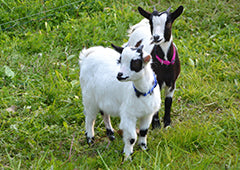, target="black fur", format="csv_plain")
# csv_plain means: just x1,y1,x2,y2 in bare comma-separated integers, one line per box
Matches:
85,132,95,145
111,43,123,54
139,129,148,137
106,128,115,141
130,138,135,145
164,97,172,127
130,59,143,72
151,44,180,90
151,111,161,129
